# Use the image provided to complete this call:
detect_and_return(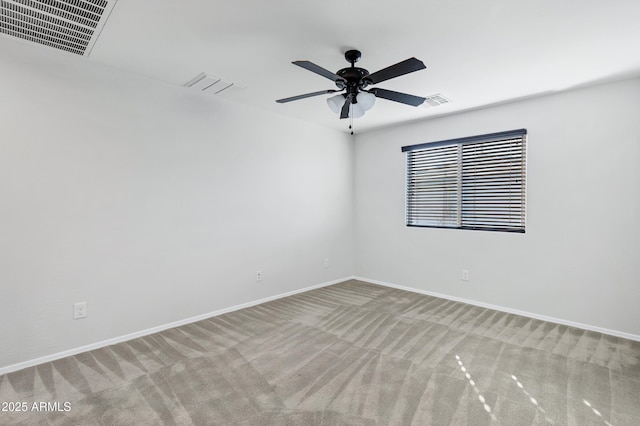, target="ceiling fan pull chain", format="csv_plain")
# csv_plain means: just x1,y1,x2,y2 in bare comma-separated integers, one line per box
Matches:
350,112,354,135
